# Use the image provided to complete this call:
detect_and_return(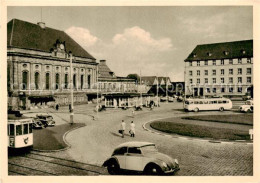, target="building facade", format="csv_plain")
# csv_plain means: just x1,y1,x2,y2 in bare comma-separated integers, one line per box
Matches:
184,40,253,97
7,19,98,110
